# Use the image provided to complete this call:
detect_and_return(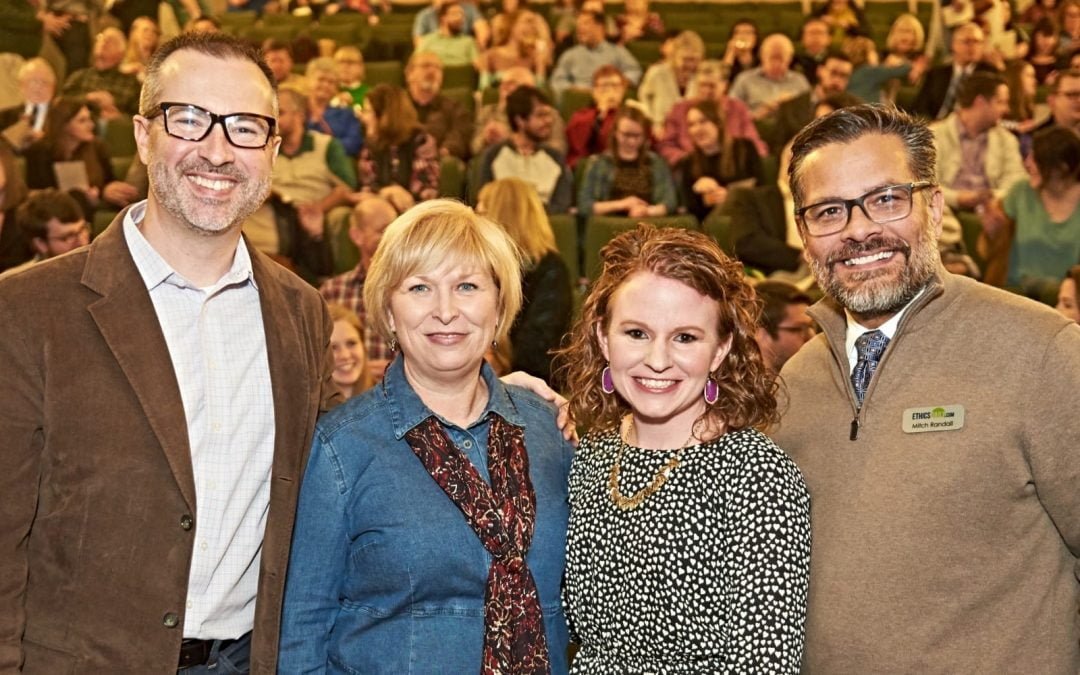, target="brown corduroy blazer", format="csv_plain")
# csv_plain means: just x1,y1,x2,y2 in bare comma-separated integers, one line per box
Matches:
0,210,338,674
